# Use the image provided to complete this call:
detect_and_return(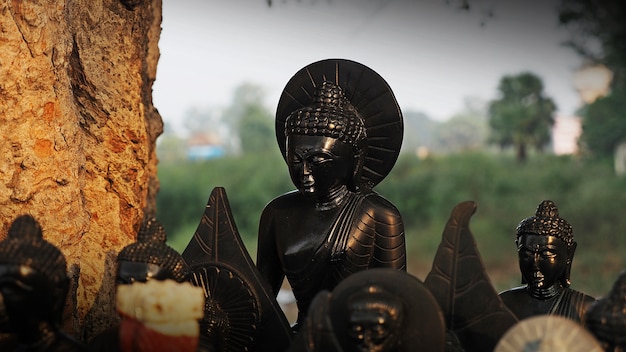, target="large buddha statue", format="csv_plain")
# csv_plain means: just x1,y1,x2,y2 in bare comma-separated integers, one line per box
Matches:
499,200,595,323
0,214,86,351
257,59,406,329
